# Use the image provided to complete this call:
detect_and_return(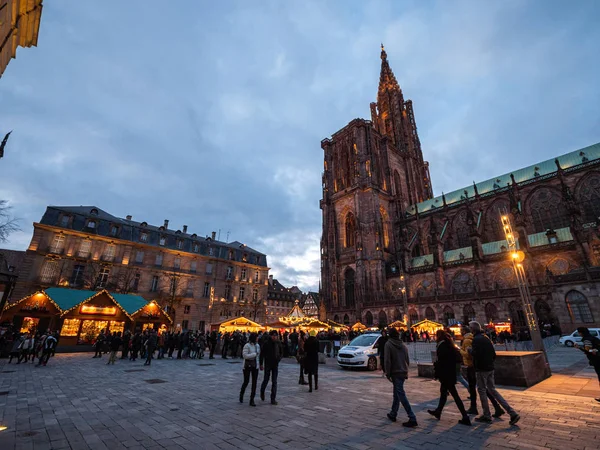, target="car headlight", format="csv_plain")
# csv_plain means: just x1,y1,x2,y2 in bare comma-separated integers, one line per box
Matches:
354,350,365,355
